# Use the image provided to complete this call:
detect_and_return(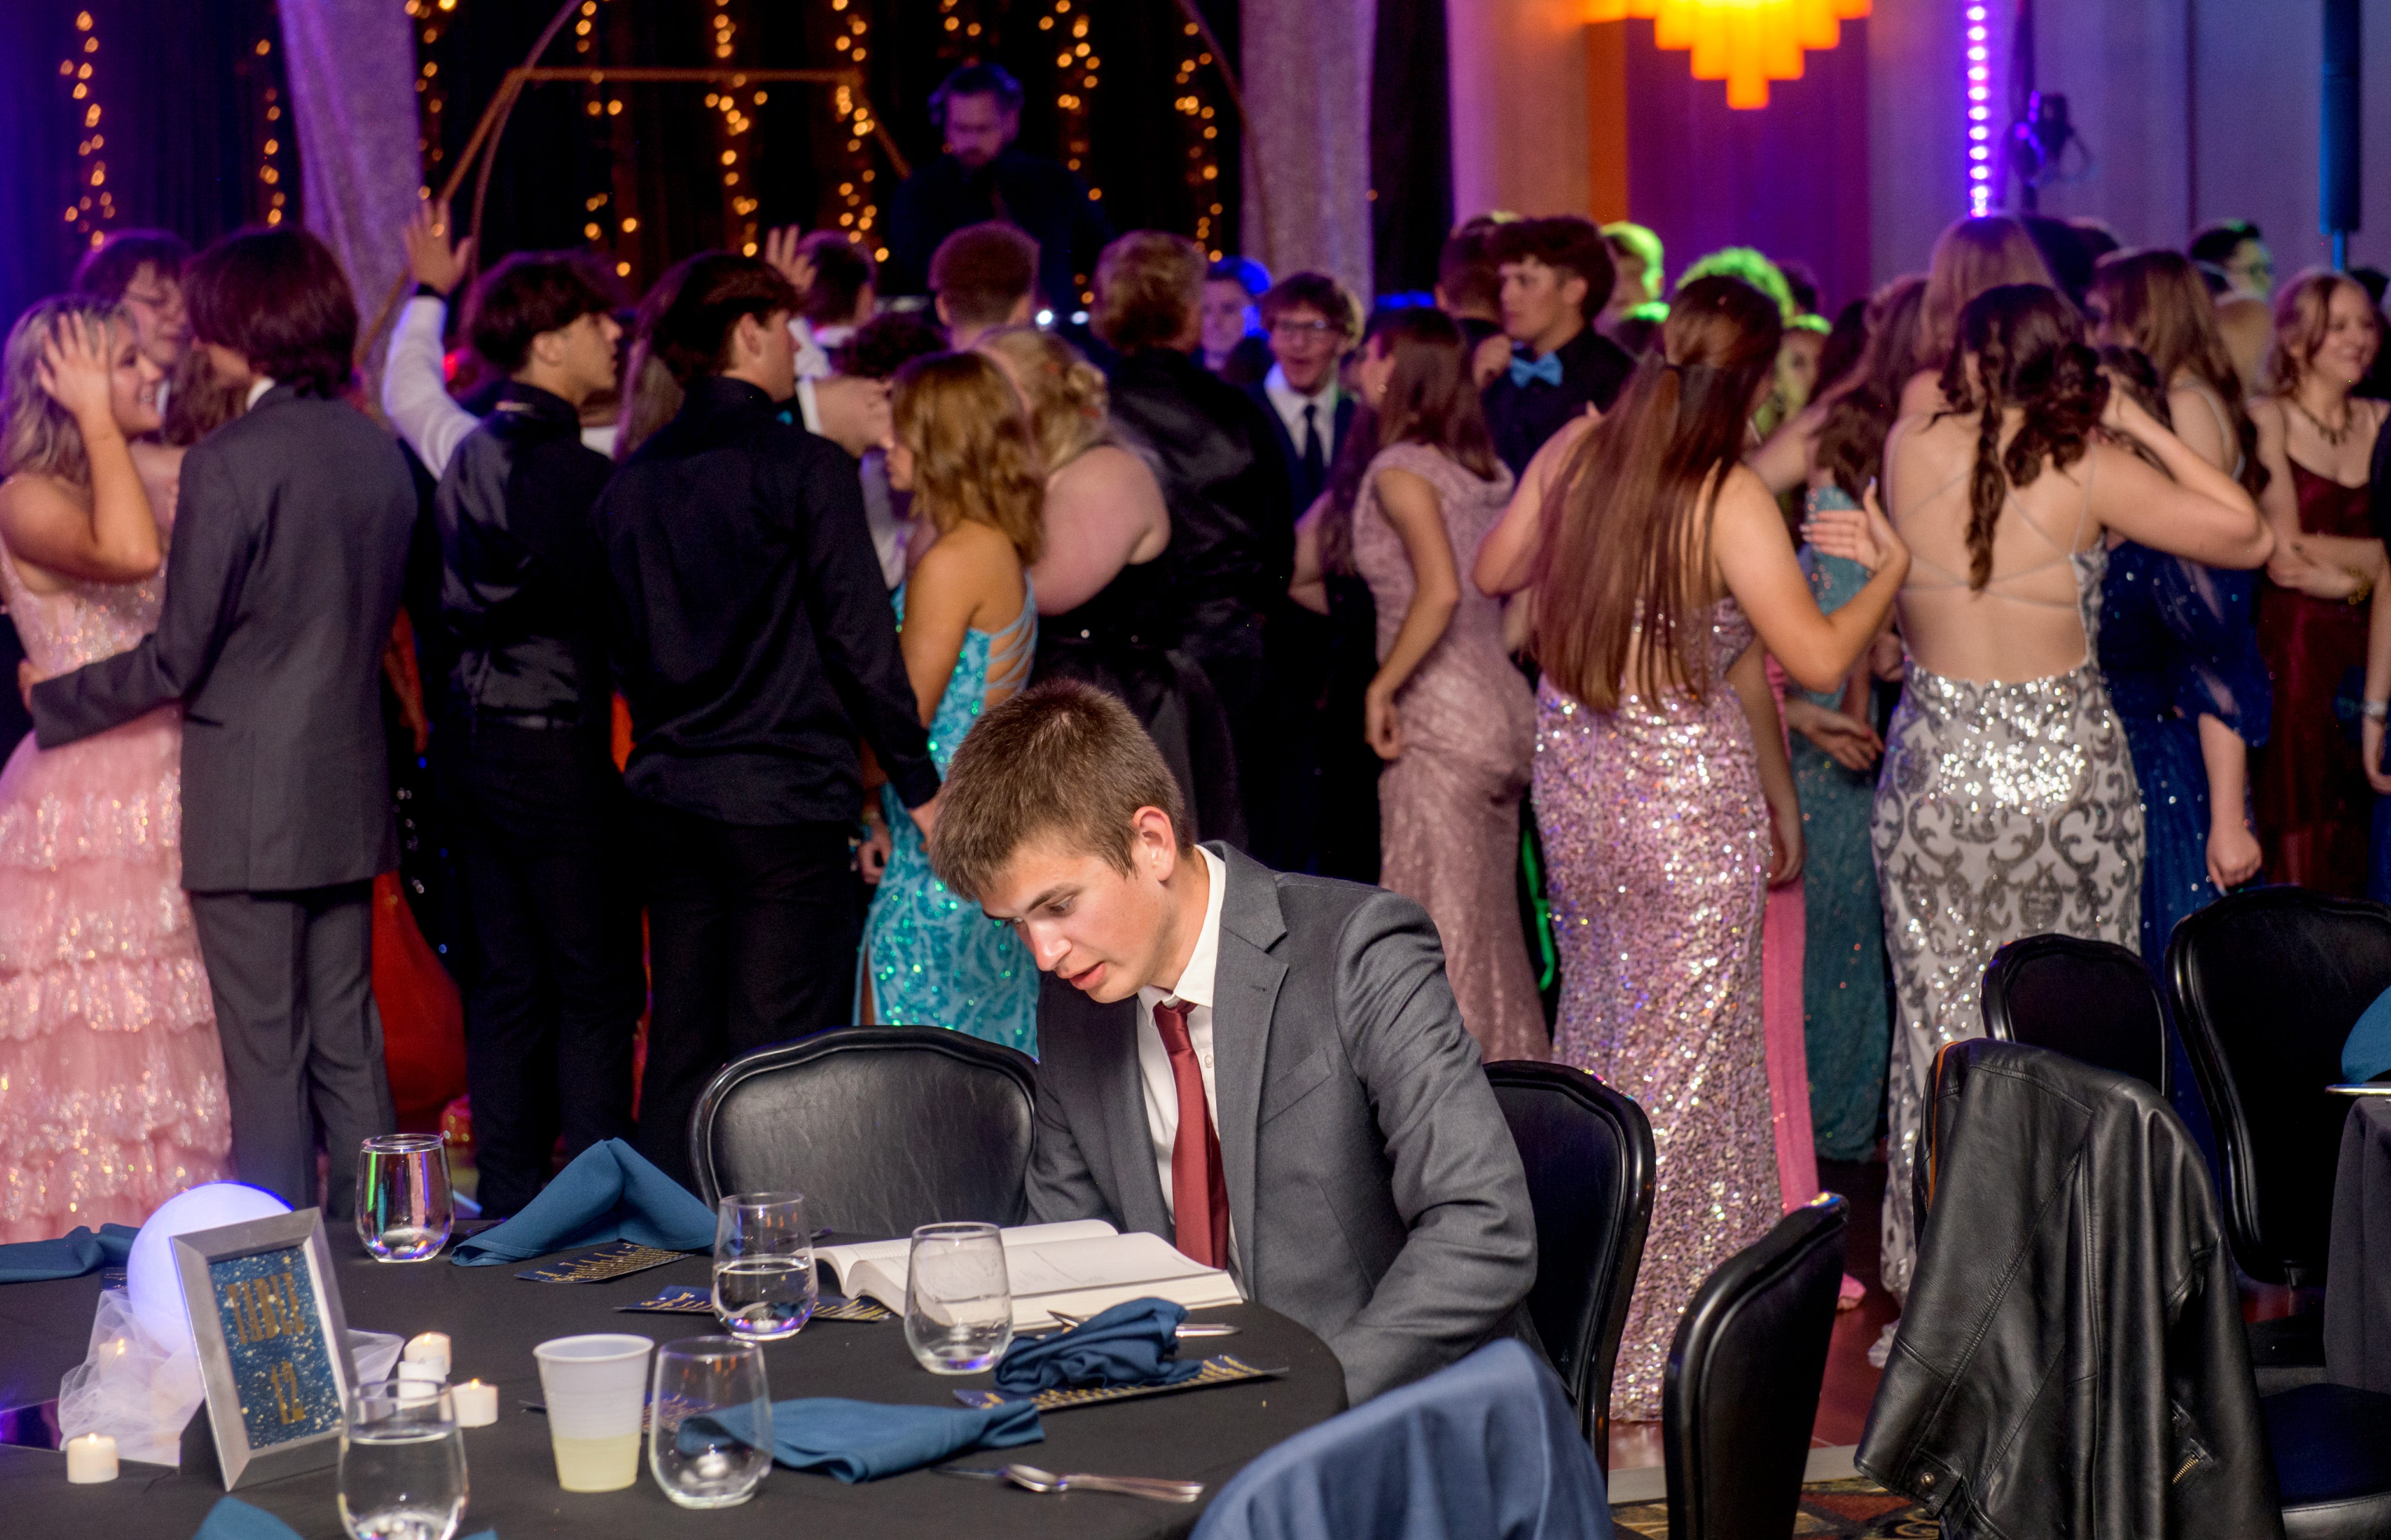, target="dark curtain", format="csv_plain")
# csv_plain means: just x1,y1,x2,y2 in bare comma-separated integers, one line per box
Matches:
1370,0,1453,296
